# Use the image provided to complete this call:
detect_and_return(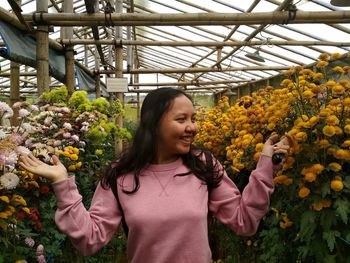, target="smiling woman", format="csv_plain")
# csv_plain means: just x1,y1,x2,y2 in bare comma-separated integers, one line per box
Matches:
19,87,290,263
